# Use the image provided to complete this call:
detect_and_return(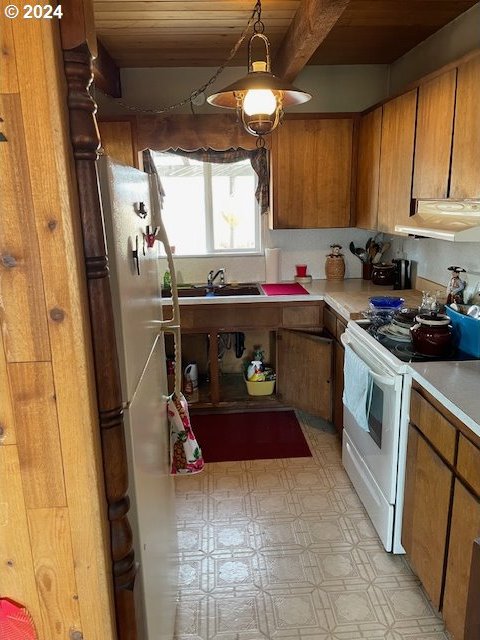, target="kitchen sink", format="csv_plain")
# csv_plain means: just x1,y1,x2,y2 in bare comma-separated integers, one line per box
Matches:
162,283,263,298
